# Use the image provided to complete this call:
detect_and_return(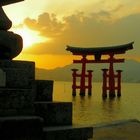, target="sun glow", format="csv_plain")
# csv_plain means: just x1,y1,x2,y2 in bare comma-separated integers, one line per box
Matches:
11,26,51,49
